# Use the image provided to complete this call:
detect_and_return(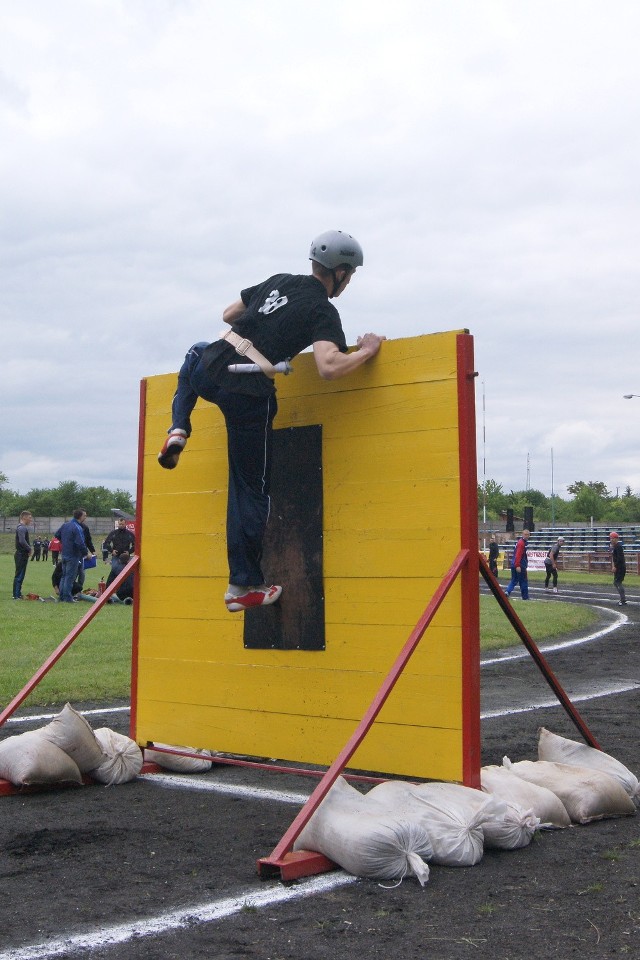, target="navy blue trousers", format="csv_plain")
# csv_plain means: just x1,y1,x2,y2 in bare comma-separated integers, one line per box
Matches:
170,343,278,587
505,567,529,599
